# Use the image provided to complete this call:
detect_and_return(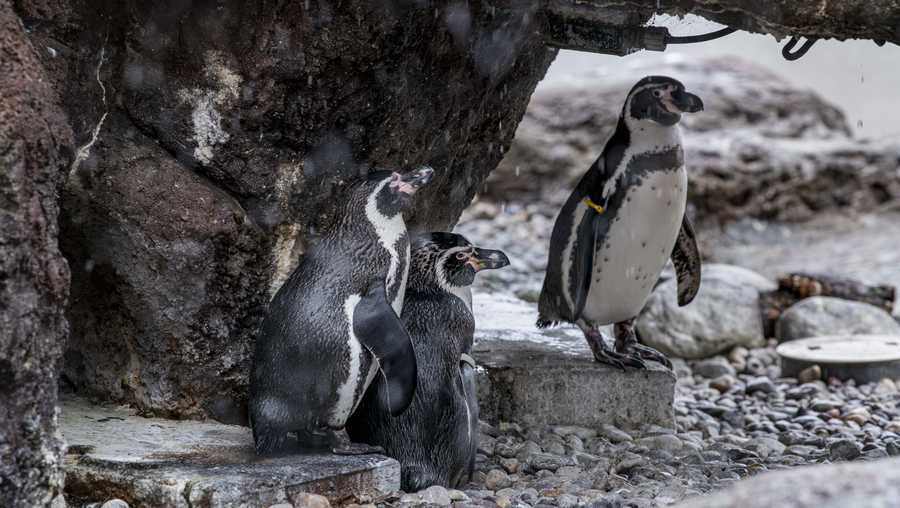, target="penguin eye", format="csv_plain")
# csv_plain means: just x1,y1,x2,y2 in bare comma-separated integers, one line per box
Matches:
652,89,663,98
455,252,468,261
